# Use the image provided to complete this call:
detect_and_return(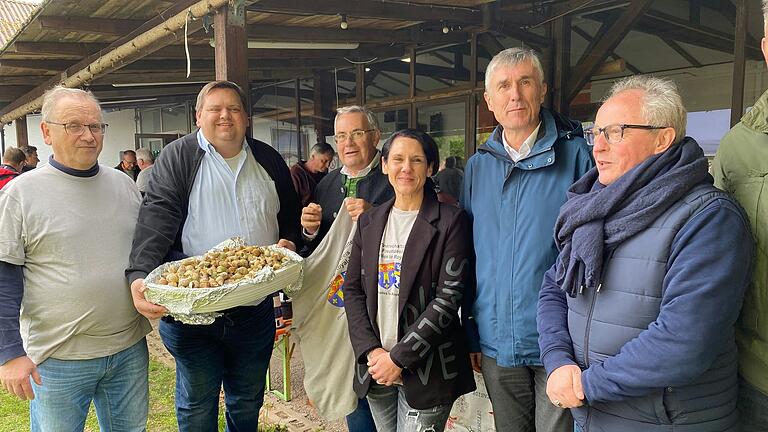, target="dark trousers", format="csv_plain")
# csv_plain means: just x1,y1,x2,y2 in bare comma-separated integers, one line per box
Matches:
159,300,276,432
346,396,377,431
